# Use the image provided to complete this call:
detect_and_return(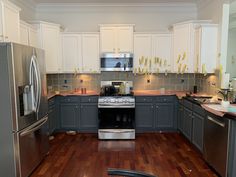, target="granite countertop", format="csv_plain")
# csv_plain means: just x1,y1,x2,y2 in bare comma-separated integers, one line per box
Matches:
47,90,99,99
133,90,211,99
202,104,236,119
